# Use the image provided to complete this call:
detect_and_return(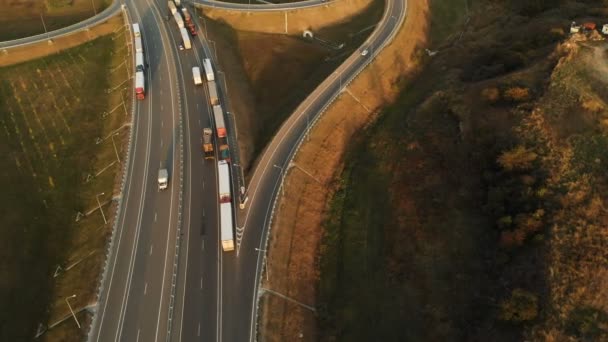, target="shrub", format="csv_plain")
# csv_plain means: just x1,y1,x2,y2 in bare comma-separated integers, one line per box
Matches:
498,146,538,171
499,288,539,322
482,87,501,103
504,87,531,102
